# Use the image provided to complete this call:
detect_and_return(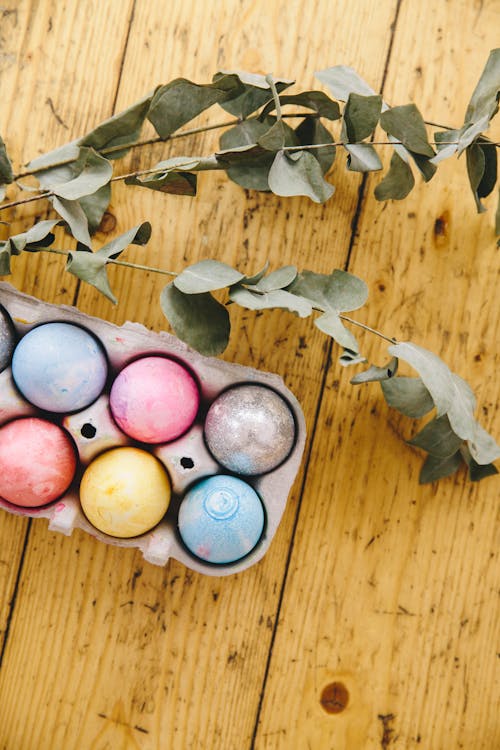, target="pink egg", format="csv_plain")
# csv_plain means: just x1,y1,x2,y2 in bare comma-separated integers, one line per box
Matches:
0,418,77,507
110,356,199,443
